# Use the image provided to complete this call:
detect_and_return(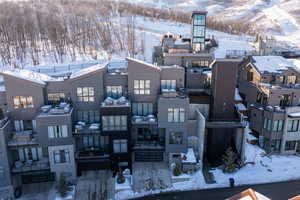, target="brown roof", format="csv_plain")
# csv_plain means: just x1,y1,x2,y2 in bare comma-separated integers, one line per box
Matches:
226,188,269,200
289,195,300,200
